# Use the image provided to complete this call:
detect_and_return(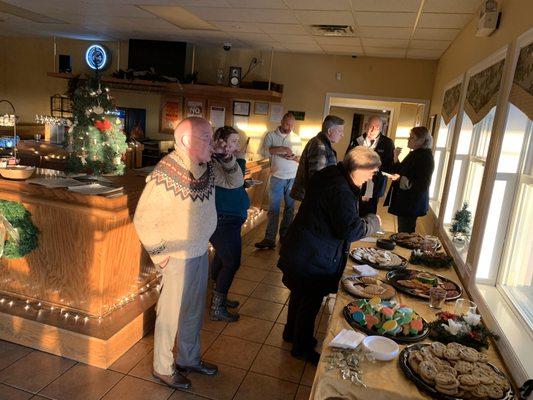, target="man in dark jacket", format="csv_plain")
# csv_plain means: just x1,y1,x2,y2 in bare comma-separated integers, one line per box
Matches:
290,115,344,201
278,147,382,364
354,116,395,216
